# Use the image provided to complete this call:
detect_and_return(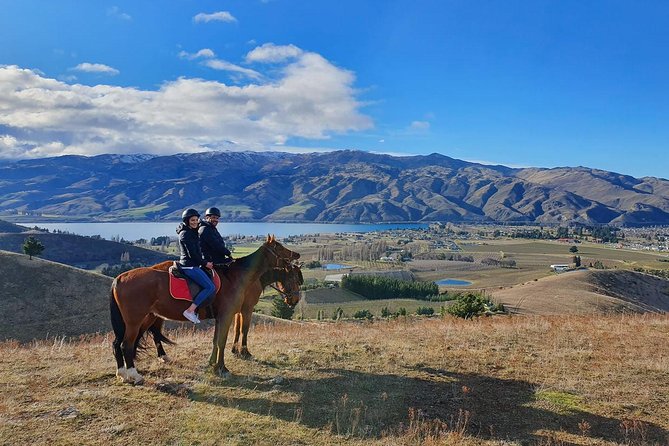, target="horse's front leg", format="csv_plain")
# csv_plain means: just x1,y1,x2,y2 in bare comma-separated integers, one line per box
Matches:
212,314,235,378
231,313,242,355
239,309,253,359
209,321,220,366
